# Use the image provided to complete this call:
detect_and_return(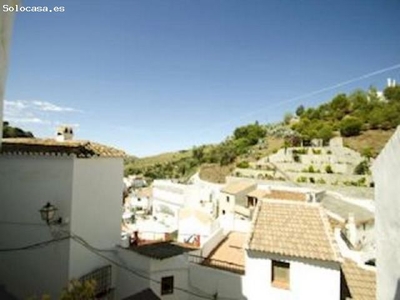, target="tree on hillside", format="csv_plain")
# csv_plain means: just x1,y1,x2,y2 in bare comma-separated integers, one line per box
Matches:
233,123,266,146
384,85,400,102
3,121,34,138
295,105,305,117
339,117,363,137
